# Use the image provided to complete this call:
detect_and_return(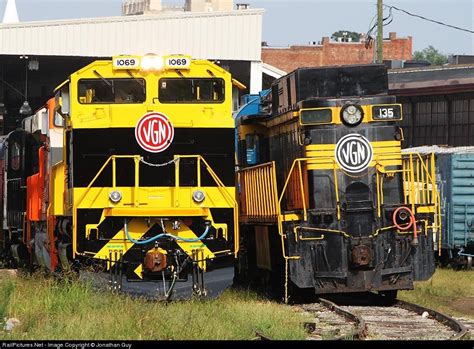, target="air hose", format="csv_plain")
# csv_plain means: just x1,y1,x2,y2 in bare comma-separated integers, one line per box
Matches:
124,219,211,245
393,206,418,245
